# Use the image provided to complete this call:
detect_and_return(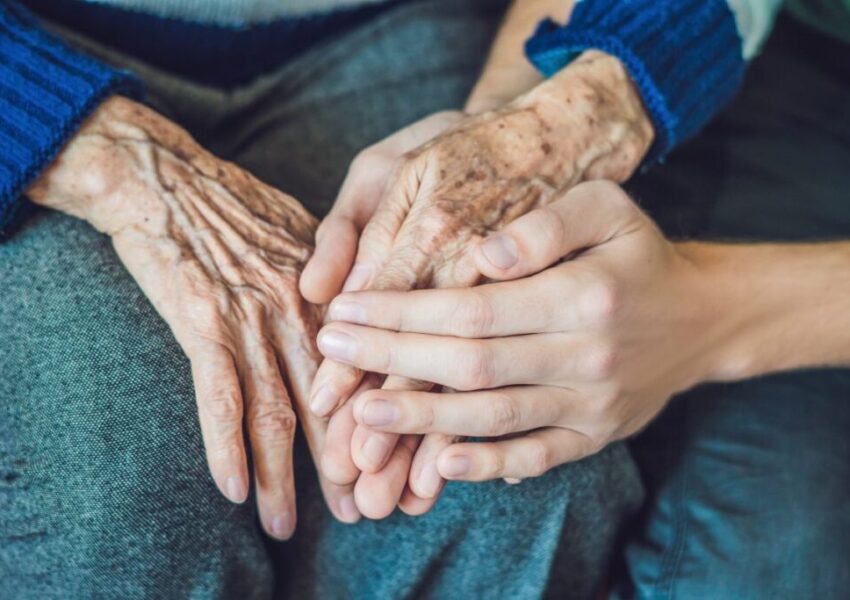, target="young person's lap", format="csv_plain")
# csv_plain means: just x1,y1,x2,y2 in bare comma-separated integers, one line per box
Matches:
619,15,850,598
1,2,643,598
